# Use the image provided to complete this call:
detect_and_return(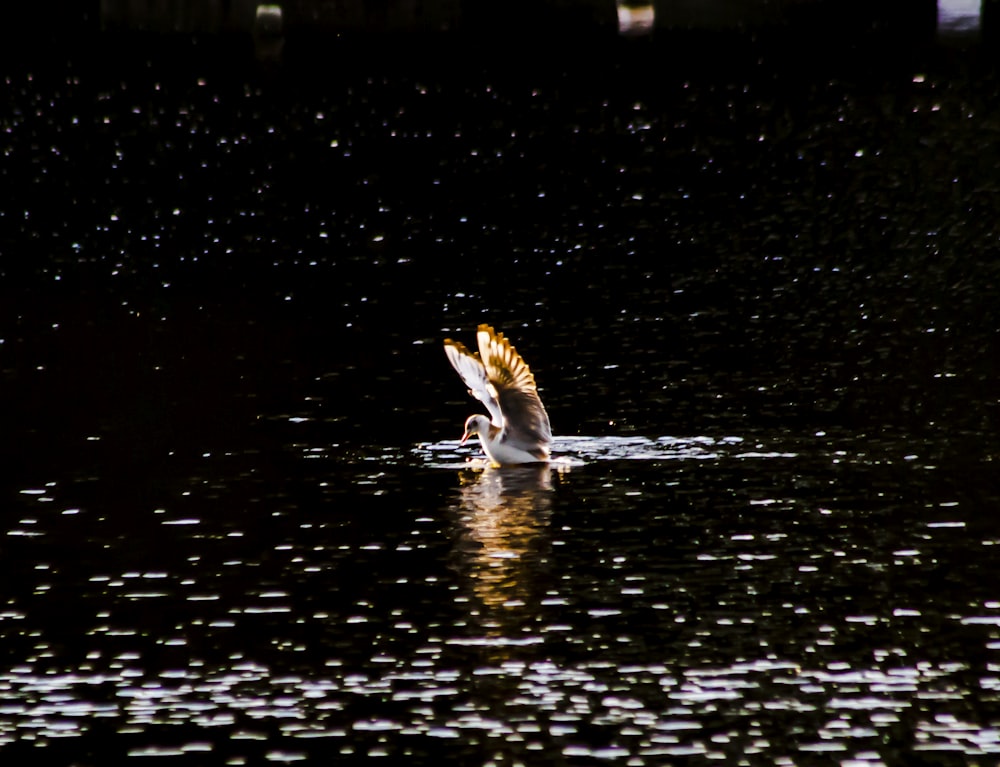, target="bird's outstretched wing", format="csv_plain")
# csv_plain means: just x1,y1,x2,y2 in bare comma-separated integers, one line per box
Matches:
443,336,504,427
476,324,552,451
